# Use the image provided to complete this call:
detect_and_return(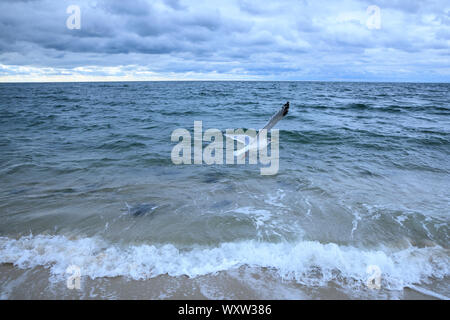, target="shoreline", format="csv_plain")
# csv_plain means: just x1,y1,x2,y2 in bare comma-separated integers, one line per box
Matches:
0,264,442,300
